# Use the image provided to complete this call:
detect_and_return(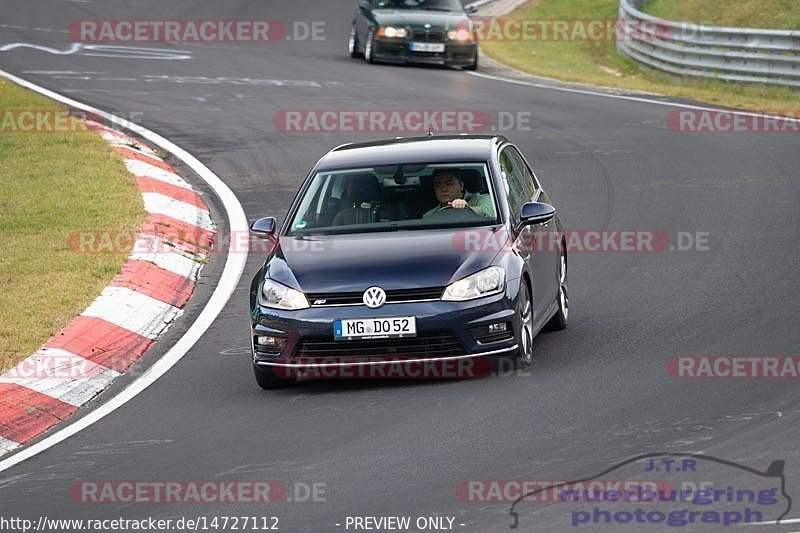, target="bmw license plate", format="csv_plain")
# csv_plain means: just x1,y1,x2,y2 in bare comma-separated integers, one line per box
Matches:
409,42,445,53
334,317,416,340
